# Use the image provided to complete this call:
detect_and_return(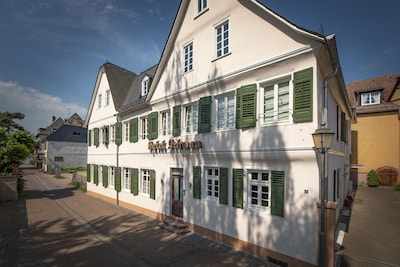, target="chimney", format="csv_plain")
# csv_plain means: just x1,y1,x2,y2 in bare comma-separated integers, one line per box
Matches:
52,116,56,122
